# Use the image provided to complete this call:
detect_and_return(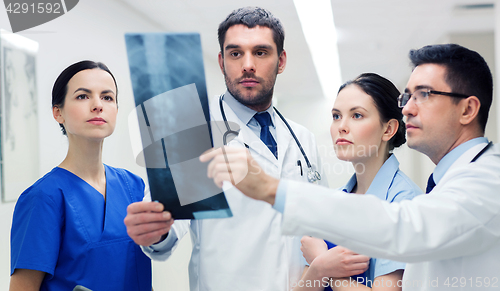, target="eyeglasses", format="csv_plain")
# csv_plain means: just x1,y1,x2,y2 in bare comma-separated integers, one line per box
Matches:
398,89,470,108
